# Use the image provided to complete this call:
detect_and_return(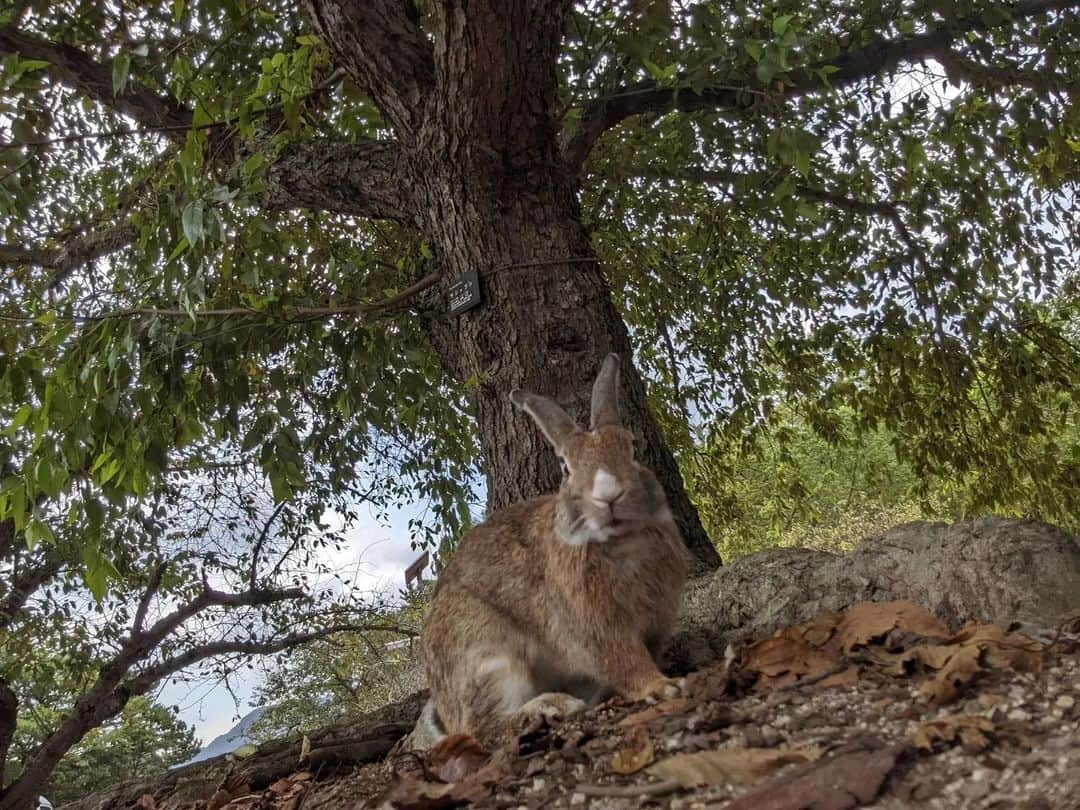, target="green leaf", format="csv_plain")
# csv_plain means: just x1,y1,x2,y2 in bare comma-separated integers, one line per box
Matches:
269,470,293,503
755,57,778,85
112,53,131,96
25,517,55,550
12,404,32,429
12,118,37,144
166,236,191,263
18,59,51,72
772,14,793,35
242,152,268,177
82,545,119,601
172,0,186,22
181,200,205,245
